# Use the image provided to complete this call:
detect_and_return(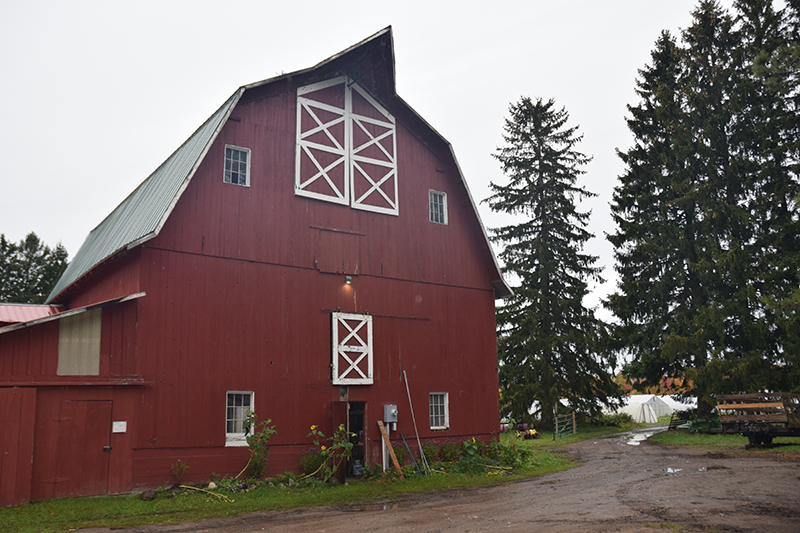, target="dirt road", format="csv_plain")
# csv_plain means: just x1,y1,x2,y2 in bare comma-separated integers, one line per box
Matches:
91,429,800,533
